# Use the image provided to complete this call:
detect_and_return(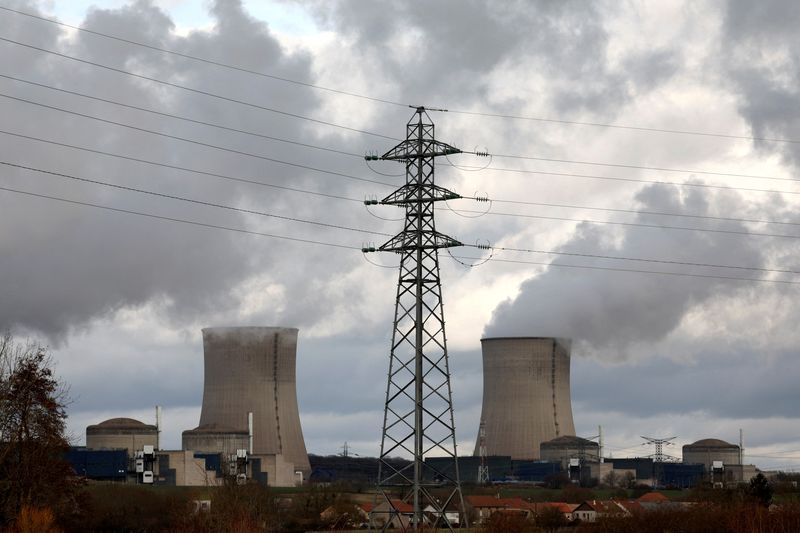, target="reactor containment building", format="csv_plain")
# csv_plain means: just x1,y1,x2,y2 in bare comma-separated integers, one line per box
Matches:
474,337,576,460
182,327,311,476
